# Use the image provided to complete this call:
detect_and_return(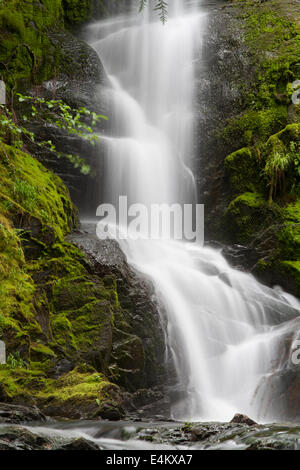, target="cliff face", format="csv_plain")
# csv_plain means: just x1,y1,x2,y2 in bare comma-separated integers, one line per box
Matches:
198,0,300,297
